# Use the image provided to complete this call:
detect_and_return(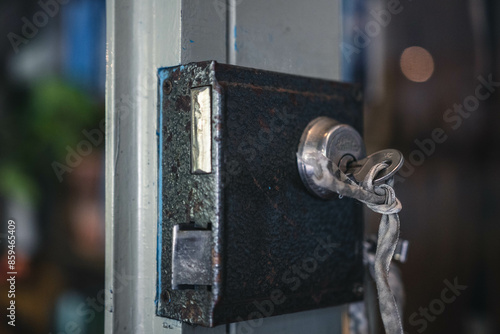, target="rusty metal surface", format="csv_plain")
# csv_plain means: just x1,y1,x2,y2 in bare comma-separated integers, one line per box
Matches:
157,61,364,327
